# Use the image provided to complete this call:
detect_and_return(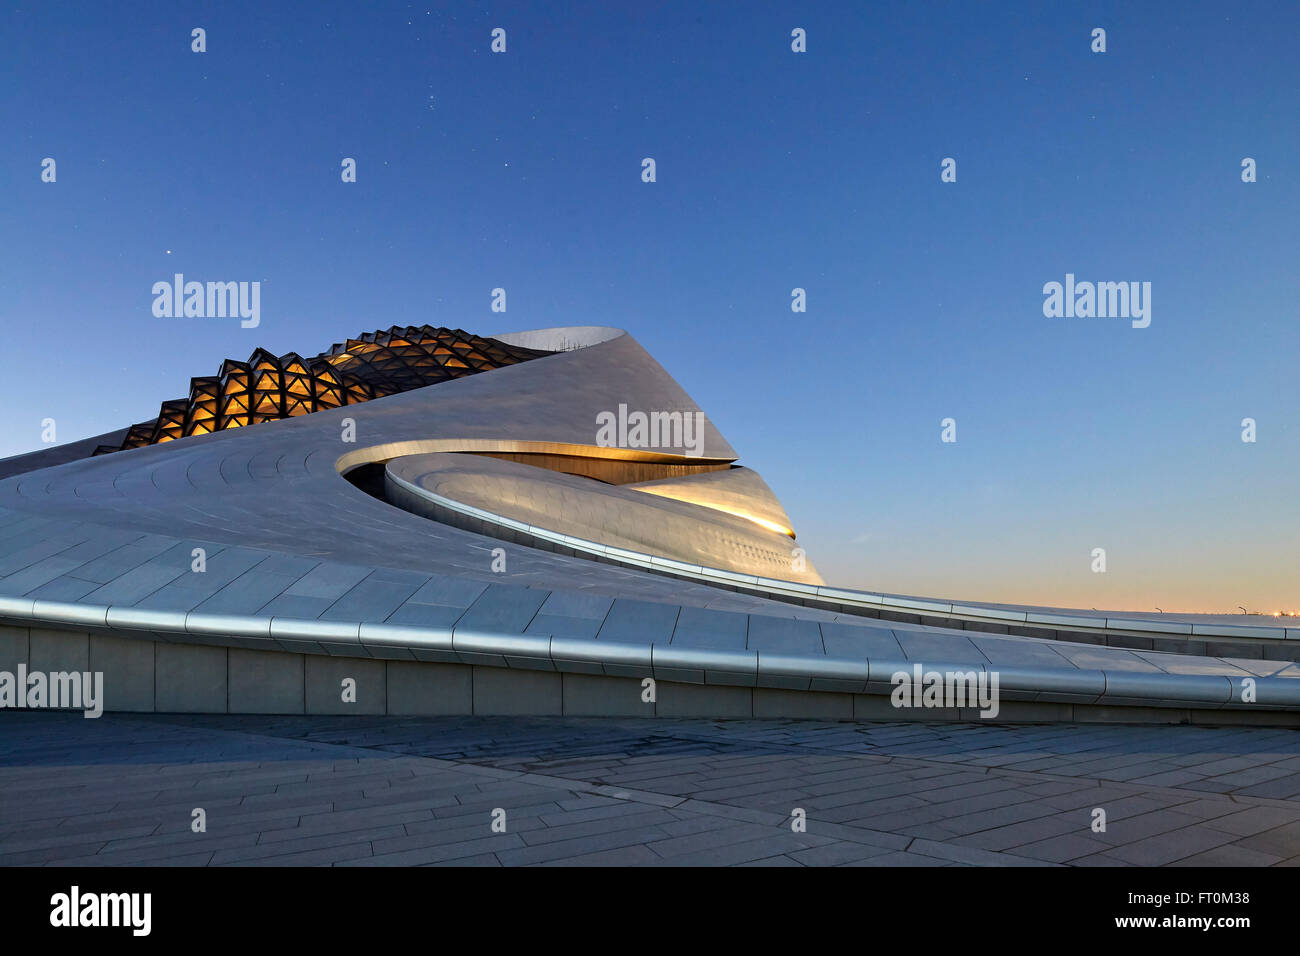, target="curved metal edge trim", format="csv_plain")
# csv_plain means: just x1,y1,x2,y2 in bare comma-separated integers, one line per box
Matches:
8,598,1300,711
30,599,104,628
